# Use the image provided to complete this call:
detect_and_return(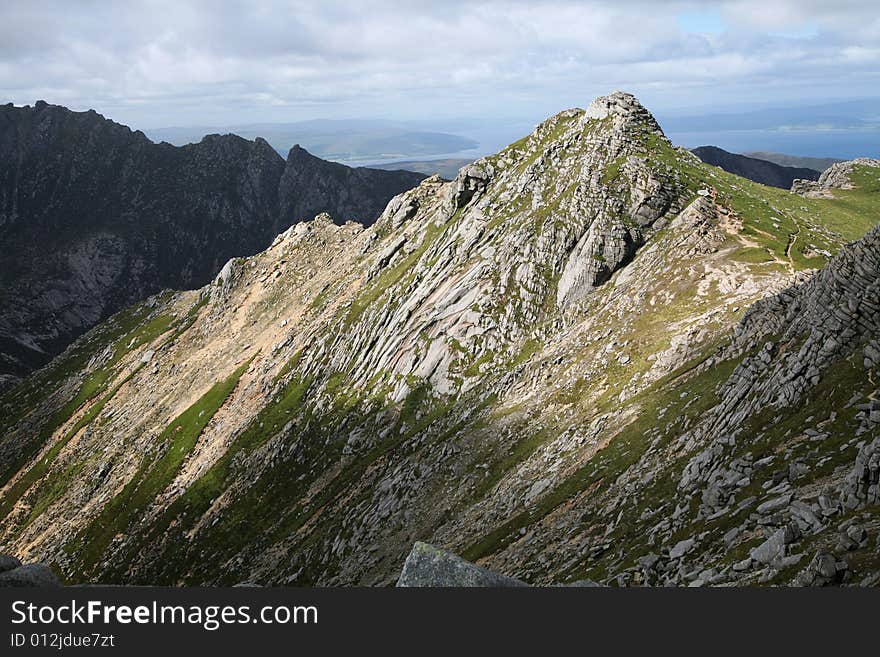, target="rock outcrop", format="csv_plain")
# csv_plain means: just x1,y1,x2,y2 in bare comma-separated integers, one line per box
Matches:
397,543,527,587
396,542,600,586
791,158,880,196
